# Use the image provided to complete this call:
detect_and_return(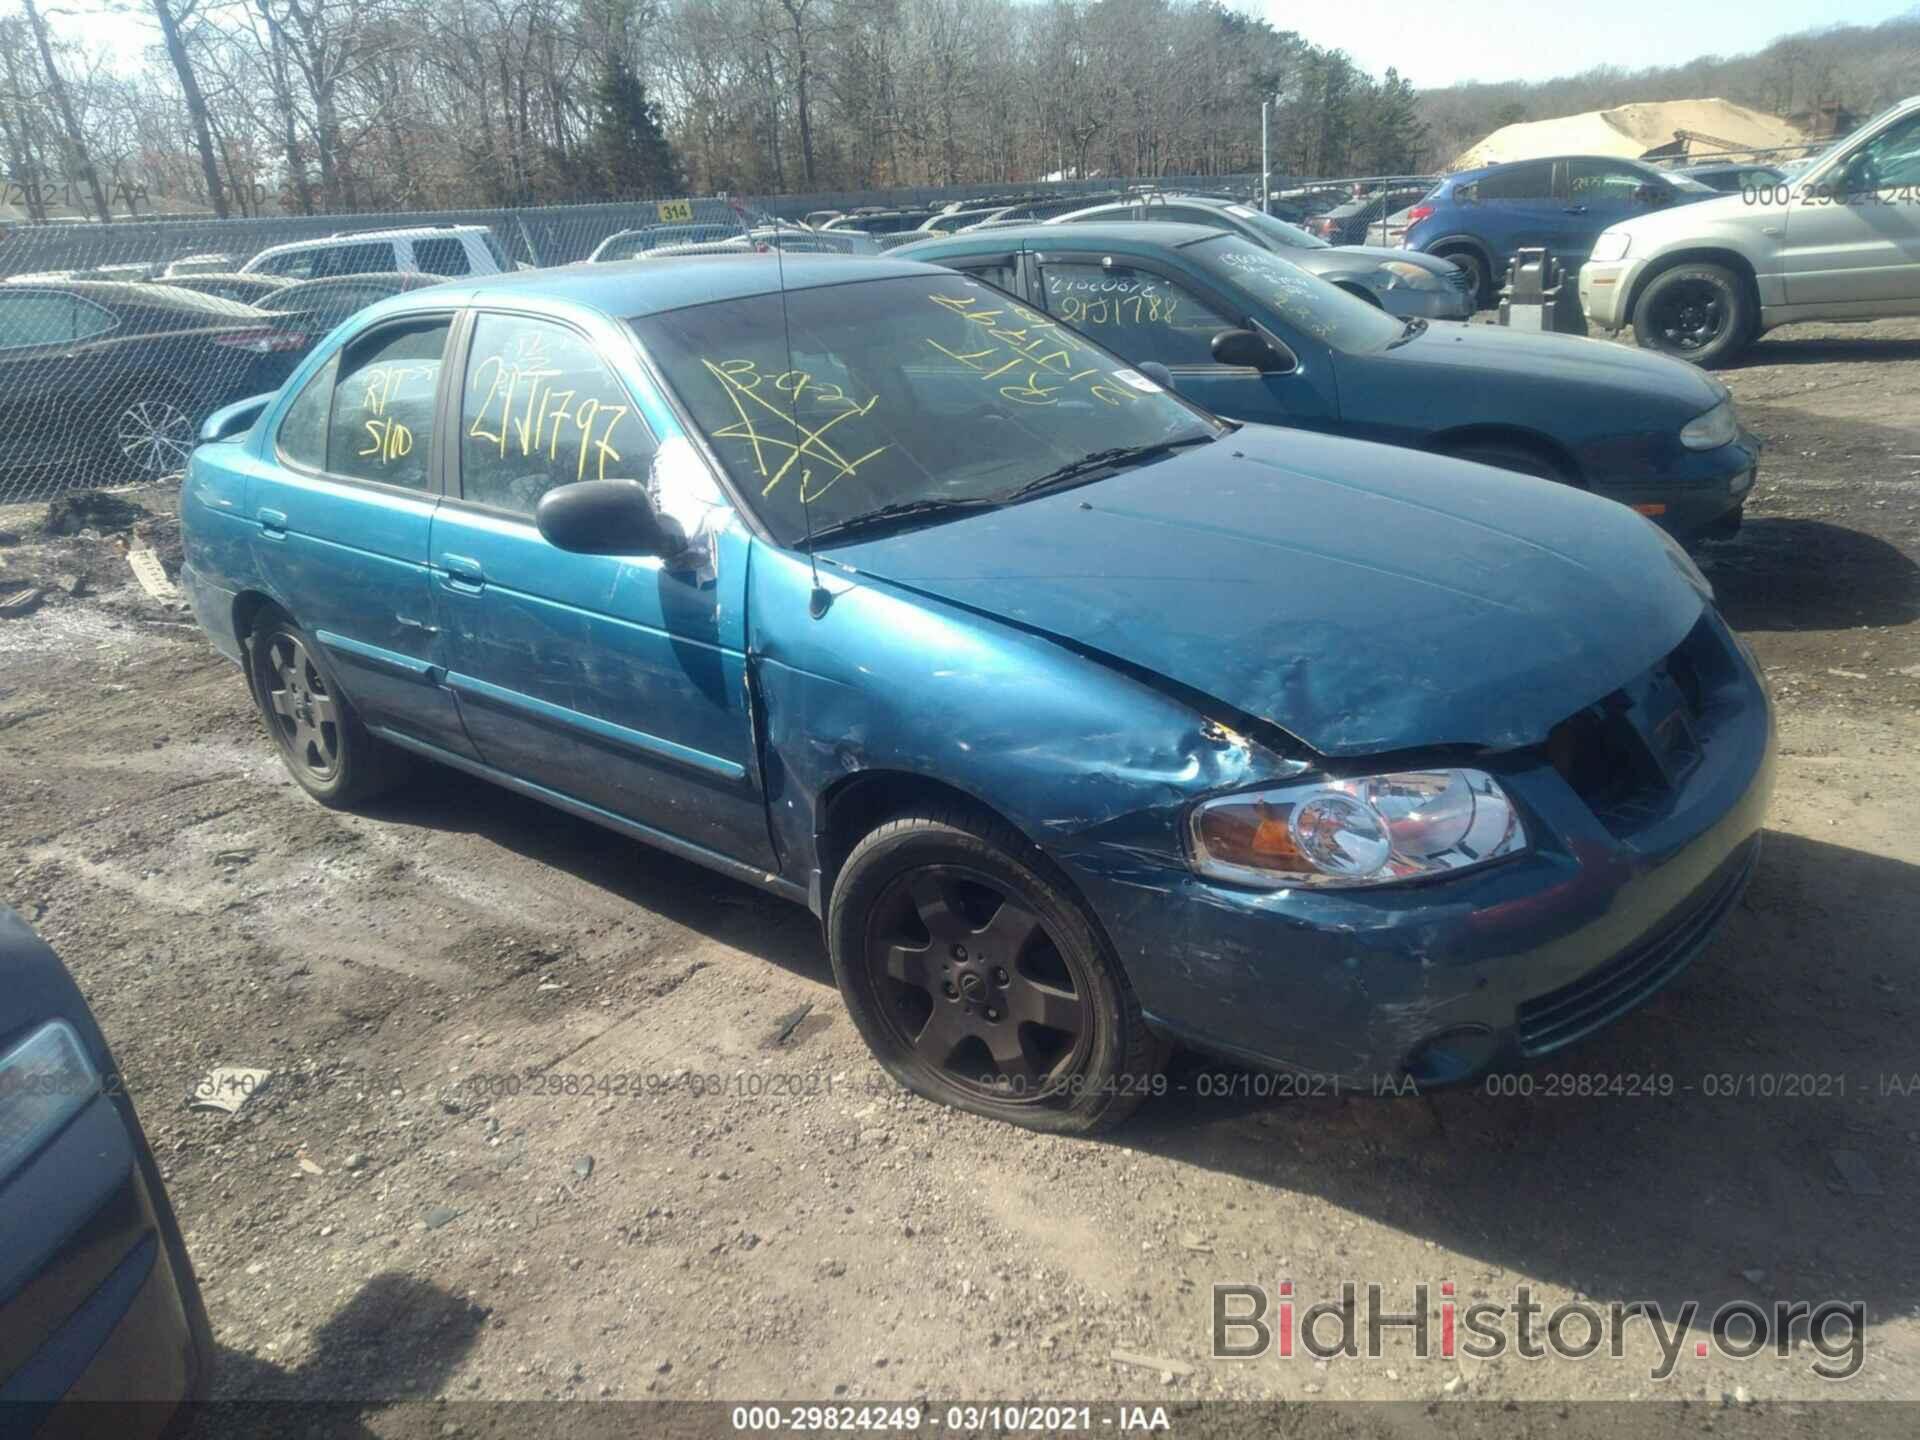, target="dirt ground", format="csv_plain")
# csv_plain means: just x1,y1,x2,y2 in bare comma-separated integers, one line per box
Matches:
2,316,1918,1435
